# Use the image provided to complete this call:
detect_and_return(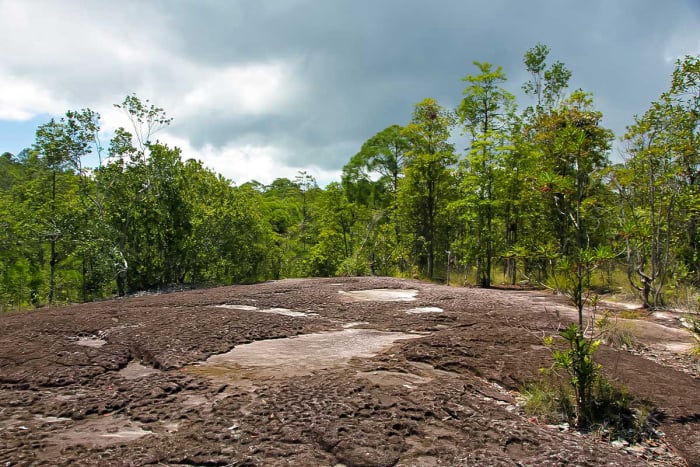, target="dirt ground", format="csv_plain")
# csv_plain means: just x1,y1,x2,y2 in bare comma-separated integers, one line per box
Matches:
1,277,699,466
